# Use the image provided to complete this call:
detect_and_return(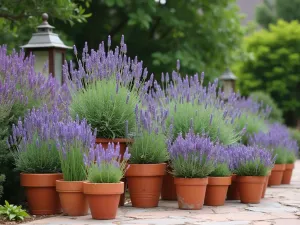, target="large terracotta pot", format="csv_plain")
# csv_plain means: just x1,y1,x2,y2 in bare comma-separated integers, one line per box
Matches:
174,177,208,210
282,163,295,184
261,175,270,198
268,164,286,186
56,180,88,216
126,163,166,208
237,176,265,204
204,176,231,206
20,173,62,215
95,138,131,206
161,163,177,200
83,182,124,220
227,174,240,200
